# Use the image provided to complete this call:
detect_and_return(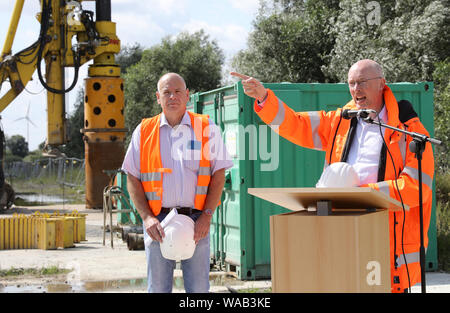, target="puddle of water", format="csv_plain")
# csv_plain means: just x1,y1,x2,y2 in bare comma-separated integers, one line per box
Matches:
83,278,147,292
0,274,242,293
16,193,68,205
0,279,146,293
